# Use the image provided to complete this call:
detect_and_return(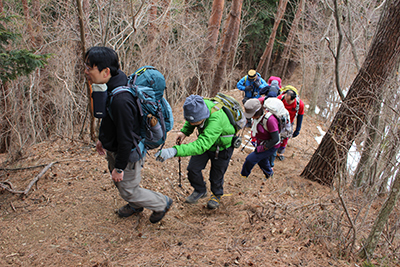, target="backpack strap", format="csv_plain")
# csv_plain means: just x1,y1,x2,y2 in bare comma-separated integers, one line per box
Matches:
109,86,146,157
261,112,273,132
